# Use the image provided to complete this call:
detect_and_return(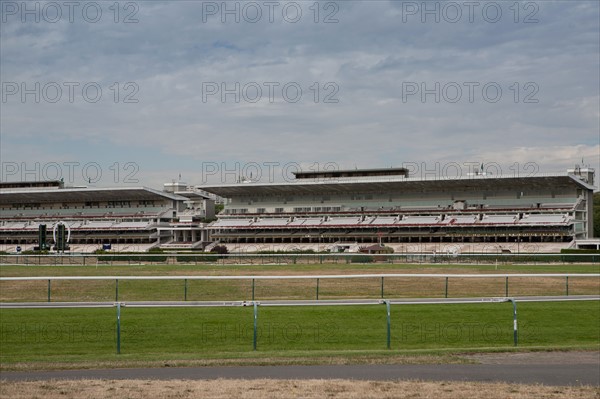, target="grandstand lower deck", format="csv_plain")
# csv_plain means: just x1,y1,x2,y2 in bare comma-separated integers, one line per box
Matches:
224,242,571,254
210,211,575,252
